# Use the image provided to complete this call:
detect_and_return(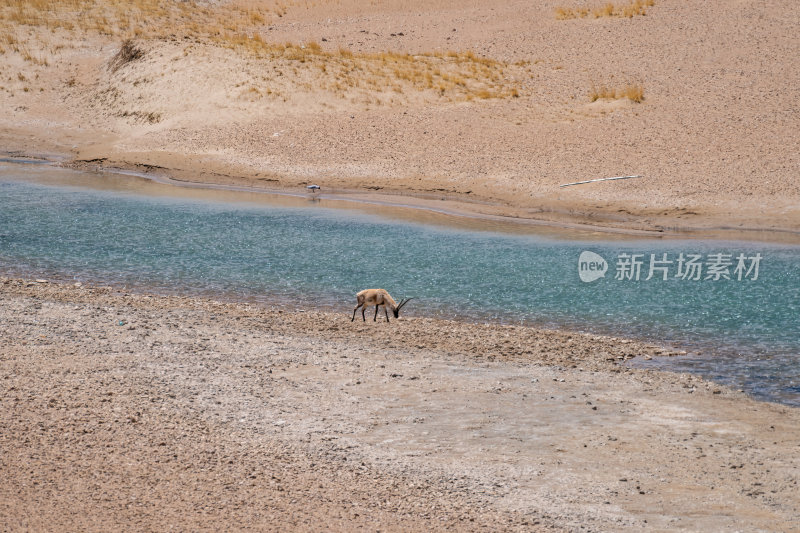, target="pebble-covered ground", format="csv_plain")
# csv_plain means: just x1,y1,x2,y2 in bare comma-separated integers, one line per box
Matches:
1,278,798,531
